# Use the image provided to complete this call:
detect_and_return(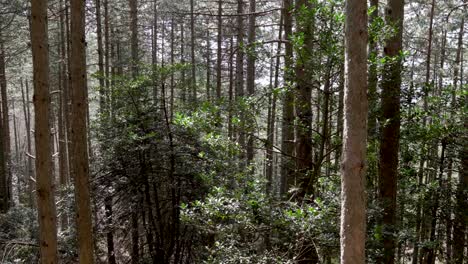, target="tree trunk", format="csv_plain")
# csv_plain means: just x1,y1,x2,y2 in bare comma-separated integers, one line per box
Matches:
294,0,314,199
340,0,368,263
367,0,378,140
0,40,11,211
190,0,197,102
245,0,256,165
378,0,404,263
95,0,106,113
31,0,59,261
70,0,95,262
279,0,295,197
266,11,283,195
216,0,223,99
